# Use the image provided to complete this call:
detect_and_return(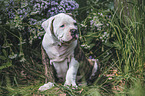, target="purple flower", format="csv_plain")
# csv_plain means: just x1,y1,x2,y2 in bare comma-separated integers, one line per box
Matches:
38,37,41,39
89,56,93,59
51,1,58,5
100,13,103,16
